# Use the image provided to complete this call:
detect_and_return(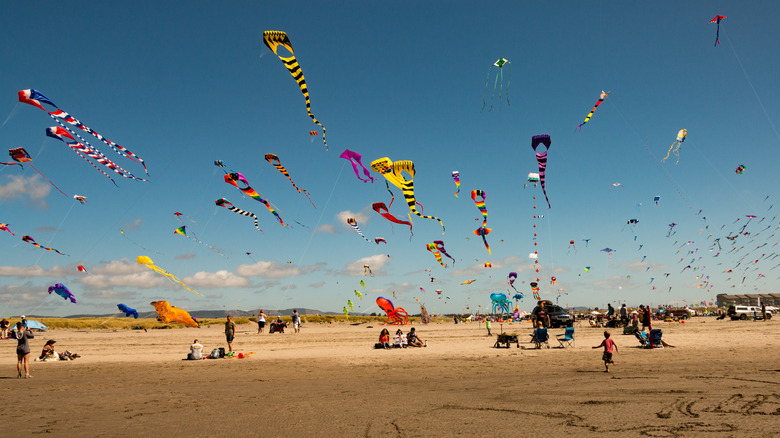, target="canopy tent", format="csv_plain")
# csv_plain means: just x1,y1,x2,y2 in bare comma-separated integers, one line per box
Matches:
25,320,48,331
